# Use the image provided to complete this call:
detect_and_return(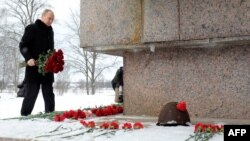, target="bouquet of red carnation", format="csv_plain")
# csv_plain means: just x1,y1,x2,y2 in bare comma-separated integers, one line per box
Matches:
186,122,224,141
37,49,64,75
19,49,64,75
